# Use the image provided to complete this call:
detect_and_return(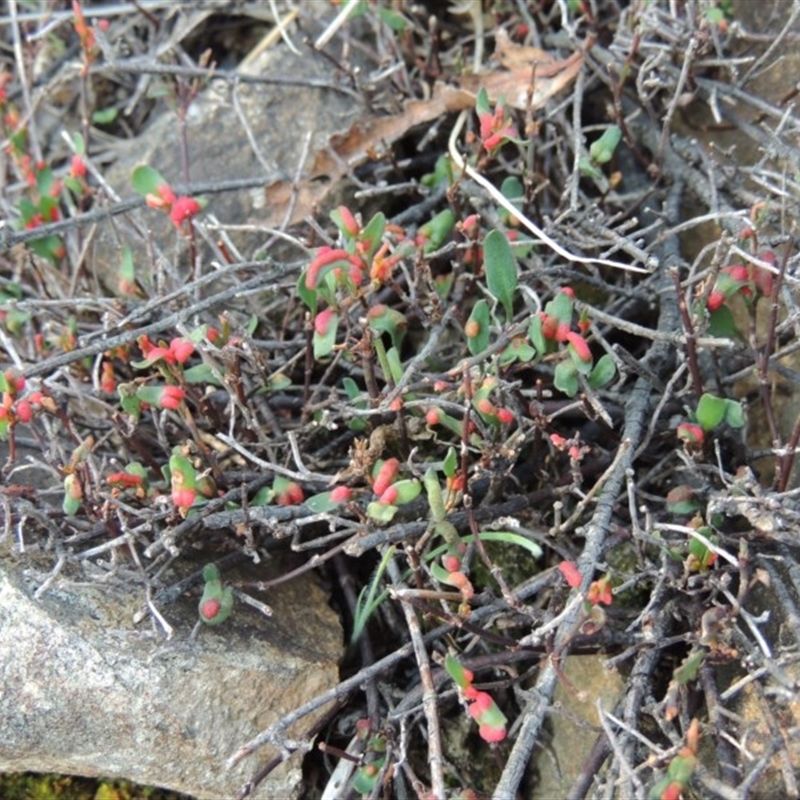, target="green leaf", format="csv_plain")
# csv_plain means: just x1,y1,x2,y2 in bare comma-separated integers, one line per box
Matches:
442,447,458,478
131,165,168,196
554,360,579,397
351,546,394,643
72,132,86,156
588,353,616,389
723,399,745,428
475,86,491,117
359,211,387,261
673,648,705,685
367,305,407,351
483,229,518,321
665,485,701,516
391,478,421,505
366,501,398,522
296,271,317,314
63,474,82,516
475,531,543,559
183,363,223,387
578,155,603,180
696,393,727,431
305,491,338,514
544,291,574,324
313,311,339,359
528,314,547,355
421,154,454,188
445,654,473,689
707,304,744,340
589,125,622,164
420,208,456,253
466,299,491,355
92,106,119,125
